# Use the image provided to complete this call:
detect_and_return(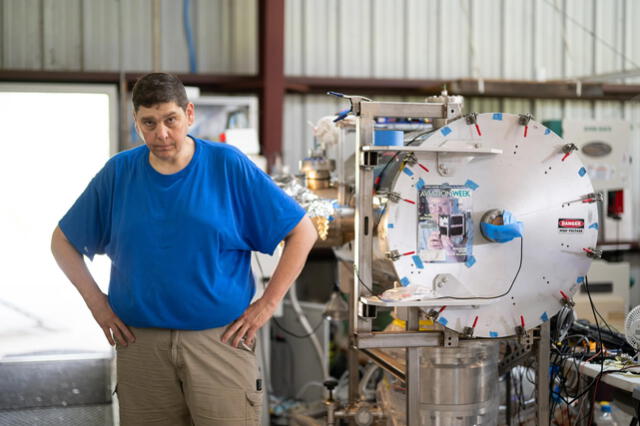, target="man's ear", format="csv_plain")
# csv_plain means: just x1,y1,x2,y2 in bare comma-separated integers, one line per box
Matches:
186,102,195,126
